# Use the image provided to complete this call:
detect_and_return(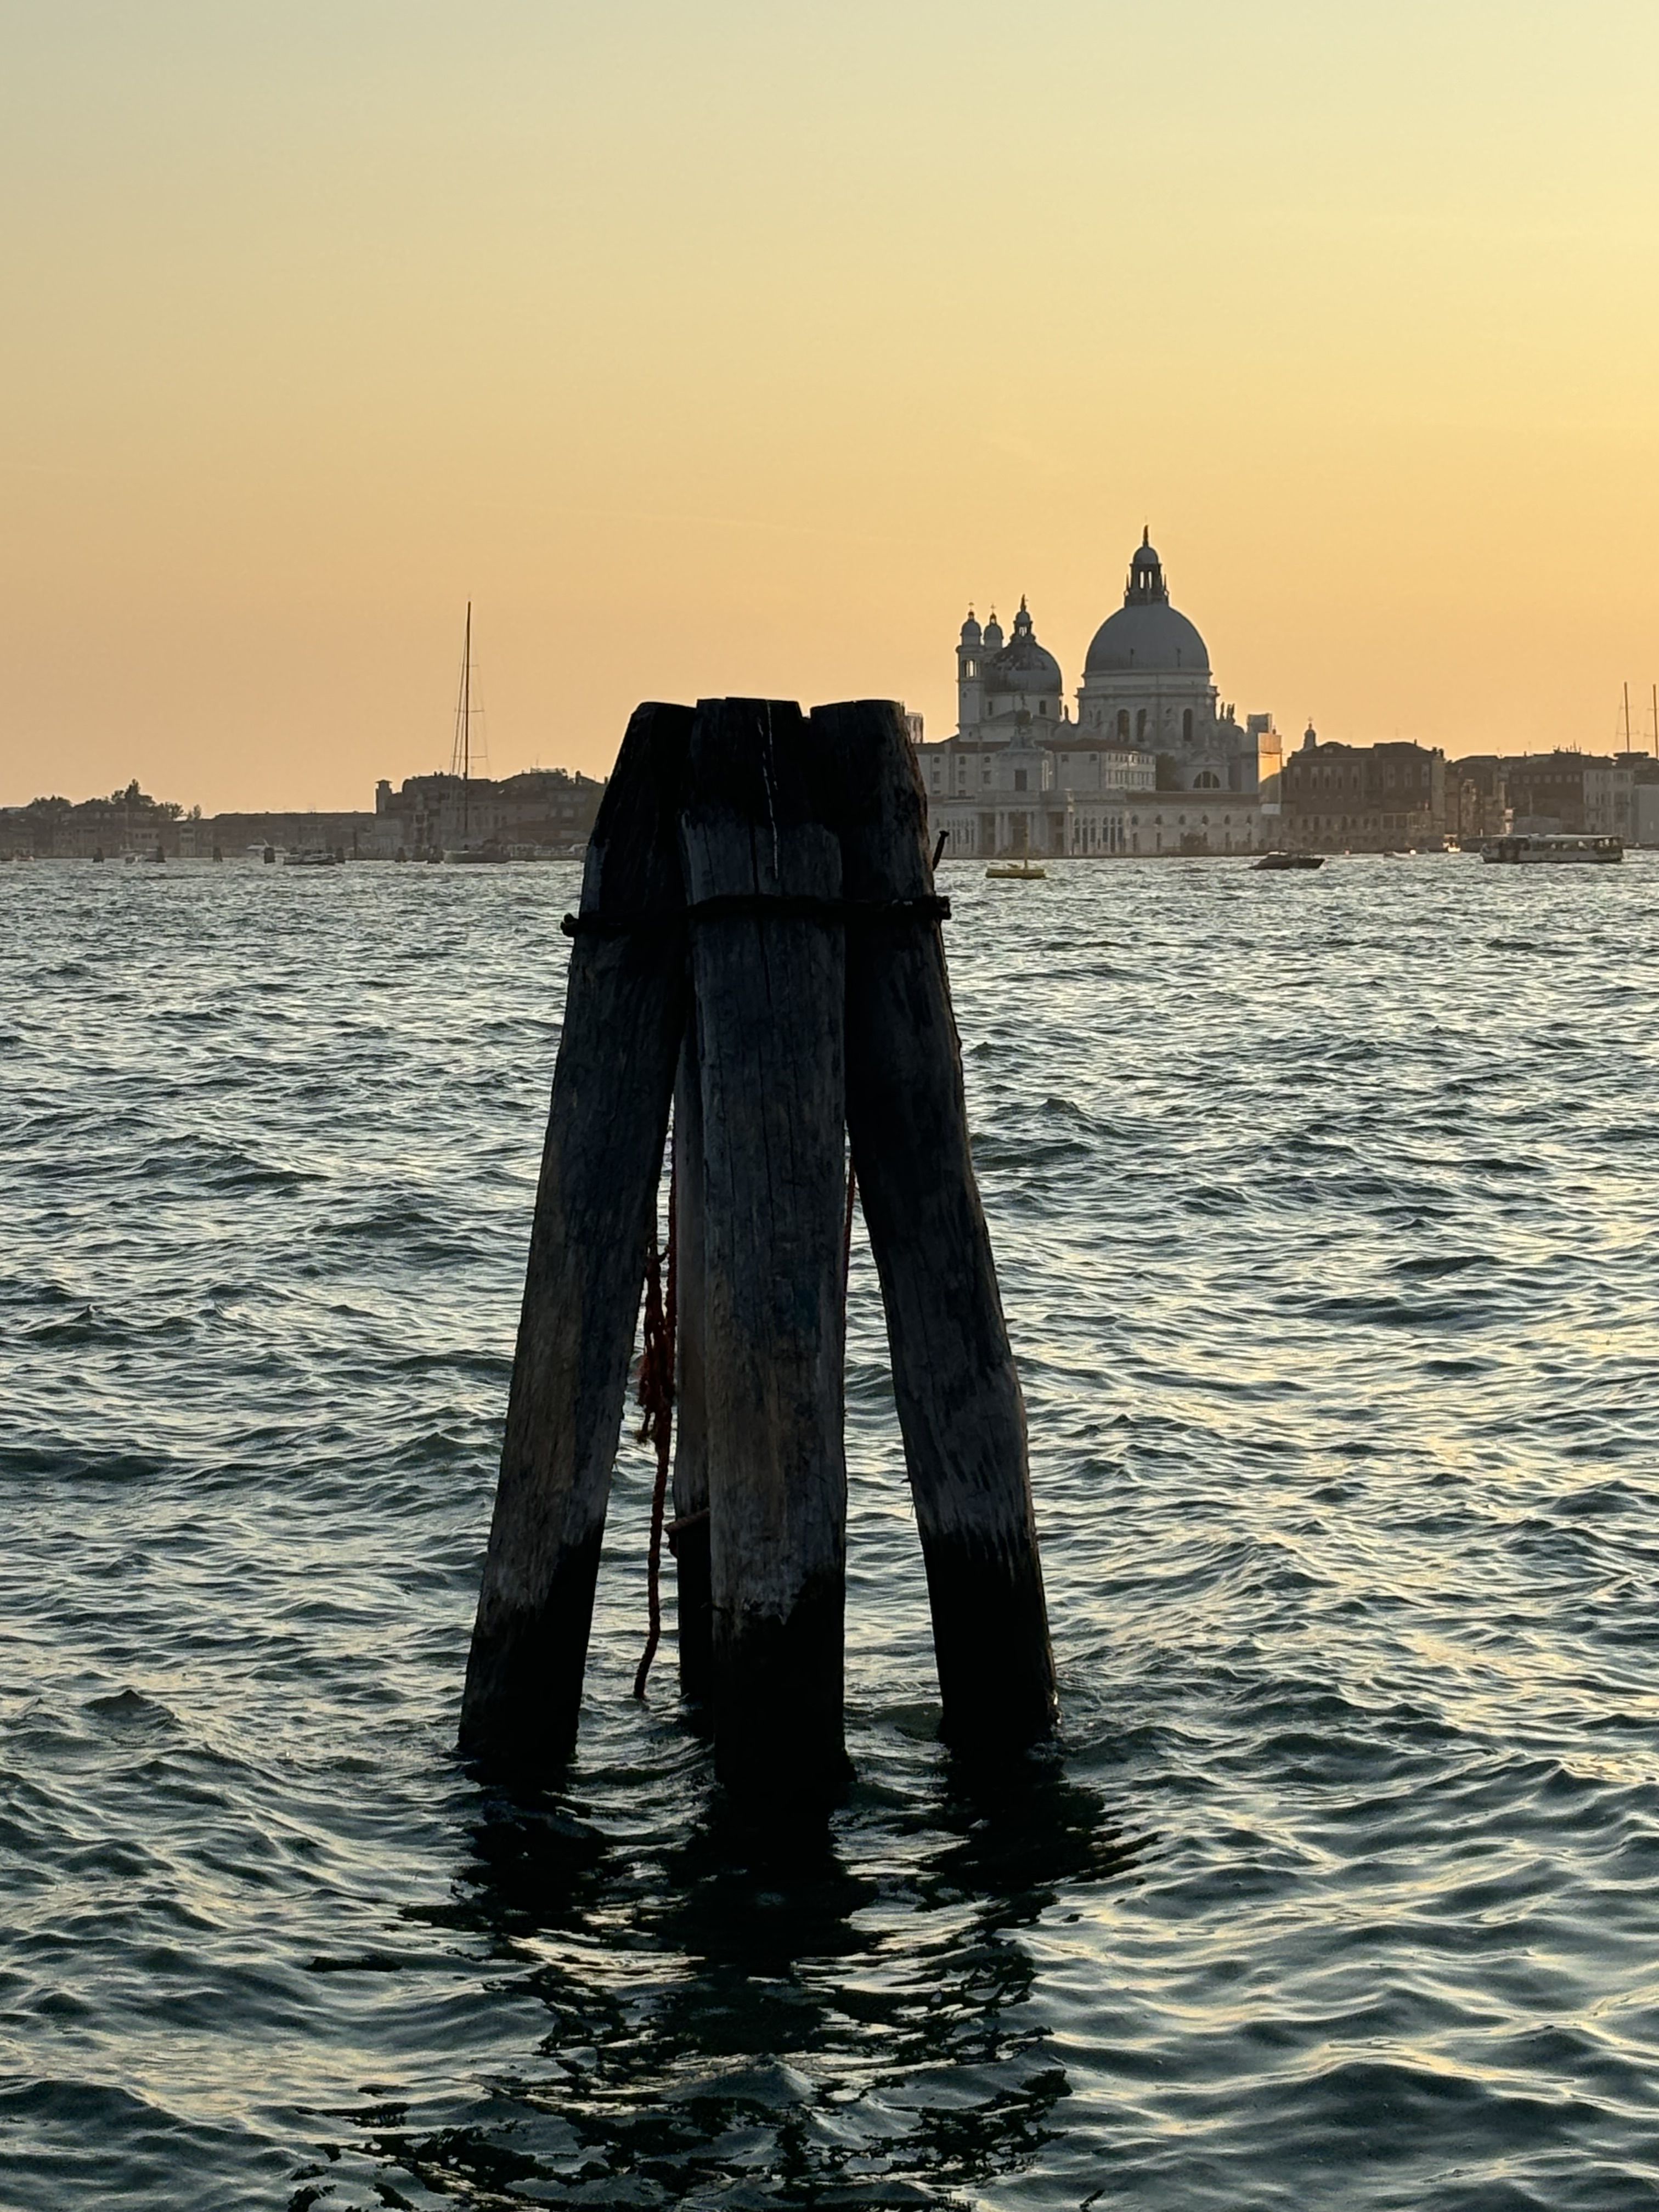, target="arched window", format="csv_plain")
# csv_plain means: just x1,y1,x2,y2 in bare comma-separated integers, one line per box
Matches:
1136,709,1148,742
1194,771,1221,790
1116,709,1130,740
1039,699,1048,715
1183,708,1194,743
